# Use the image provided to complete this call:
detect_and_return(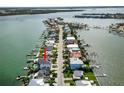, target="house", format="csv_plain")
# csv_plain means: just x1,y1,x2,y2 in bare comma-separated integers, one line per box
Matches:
70,48,81,58
73,70,84,80
69,47,80,52
45,39,55,46
75,80,92,86
39,59,51,70
33,58,51,82
46,46,53,55
64,25,71,32
32,70,50,82
70,51,81,58
69,47,81,58
66,36,76,44
34,58,51,70
70,58,84,70
33,70,50,79
55,18,64,24
67,44,79,49
66,36,75,40
46,46,53,51
28,79,49,86
49,32,56,37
